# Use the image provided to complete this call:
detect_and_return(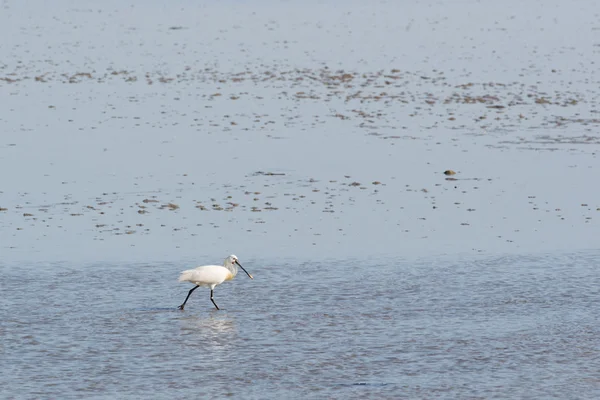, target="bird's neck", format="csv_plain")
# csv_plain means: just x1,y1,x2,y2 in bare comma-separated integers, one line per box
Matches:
224,261,238,276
